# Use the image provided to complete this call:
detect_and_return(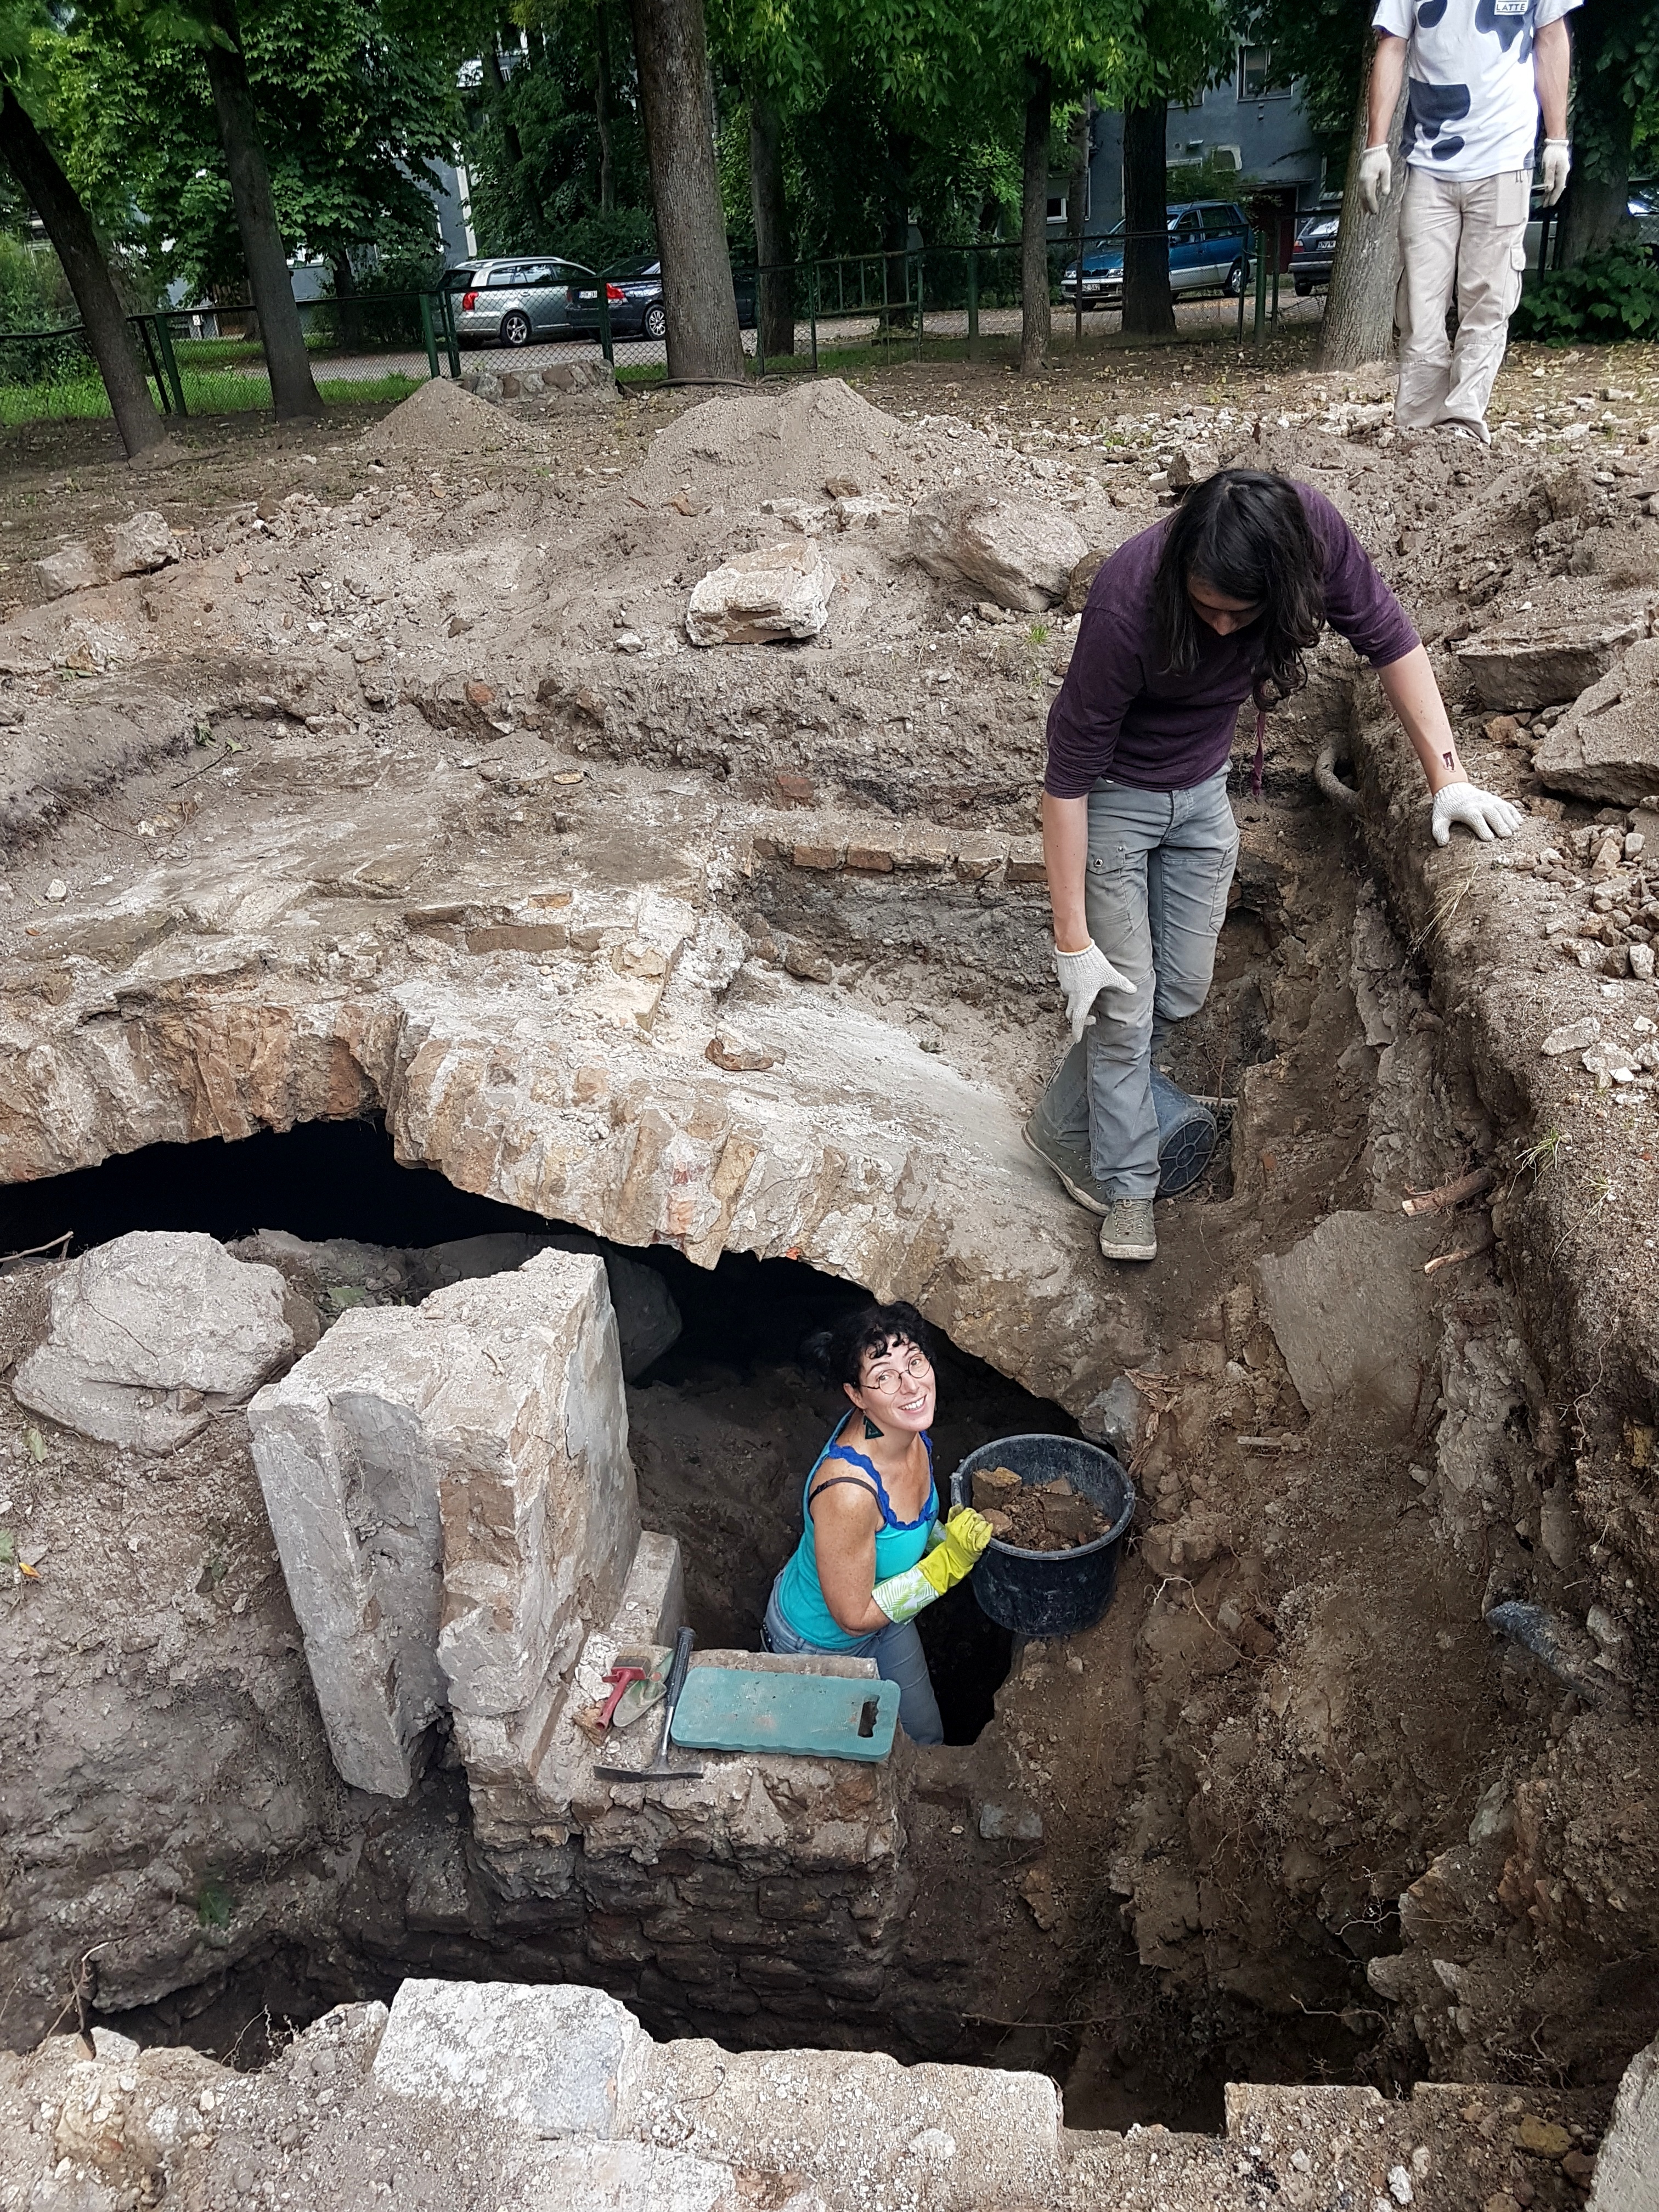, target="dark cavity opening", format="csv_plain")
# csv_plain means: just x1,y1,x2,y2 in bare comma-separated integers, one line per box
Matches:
5,1116,1079,1741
